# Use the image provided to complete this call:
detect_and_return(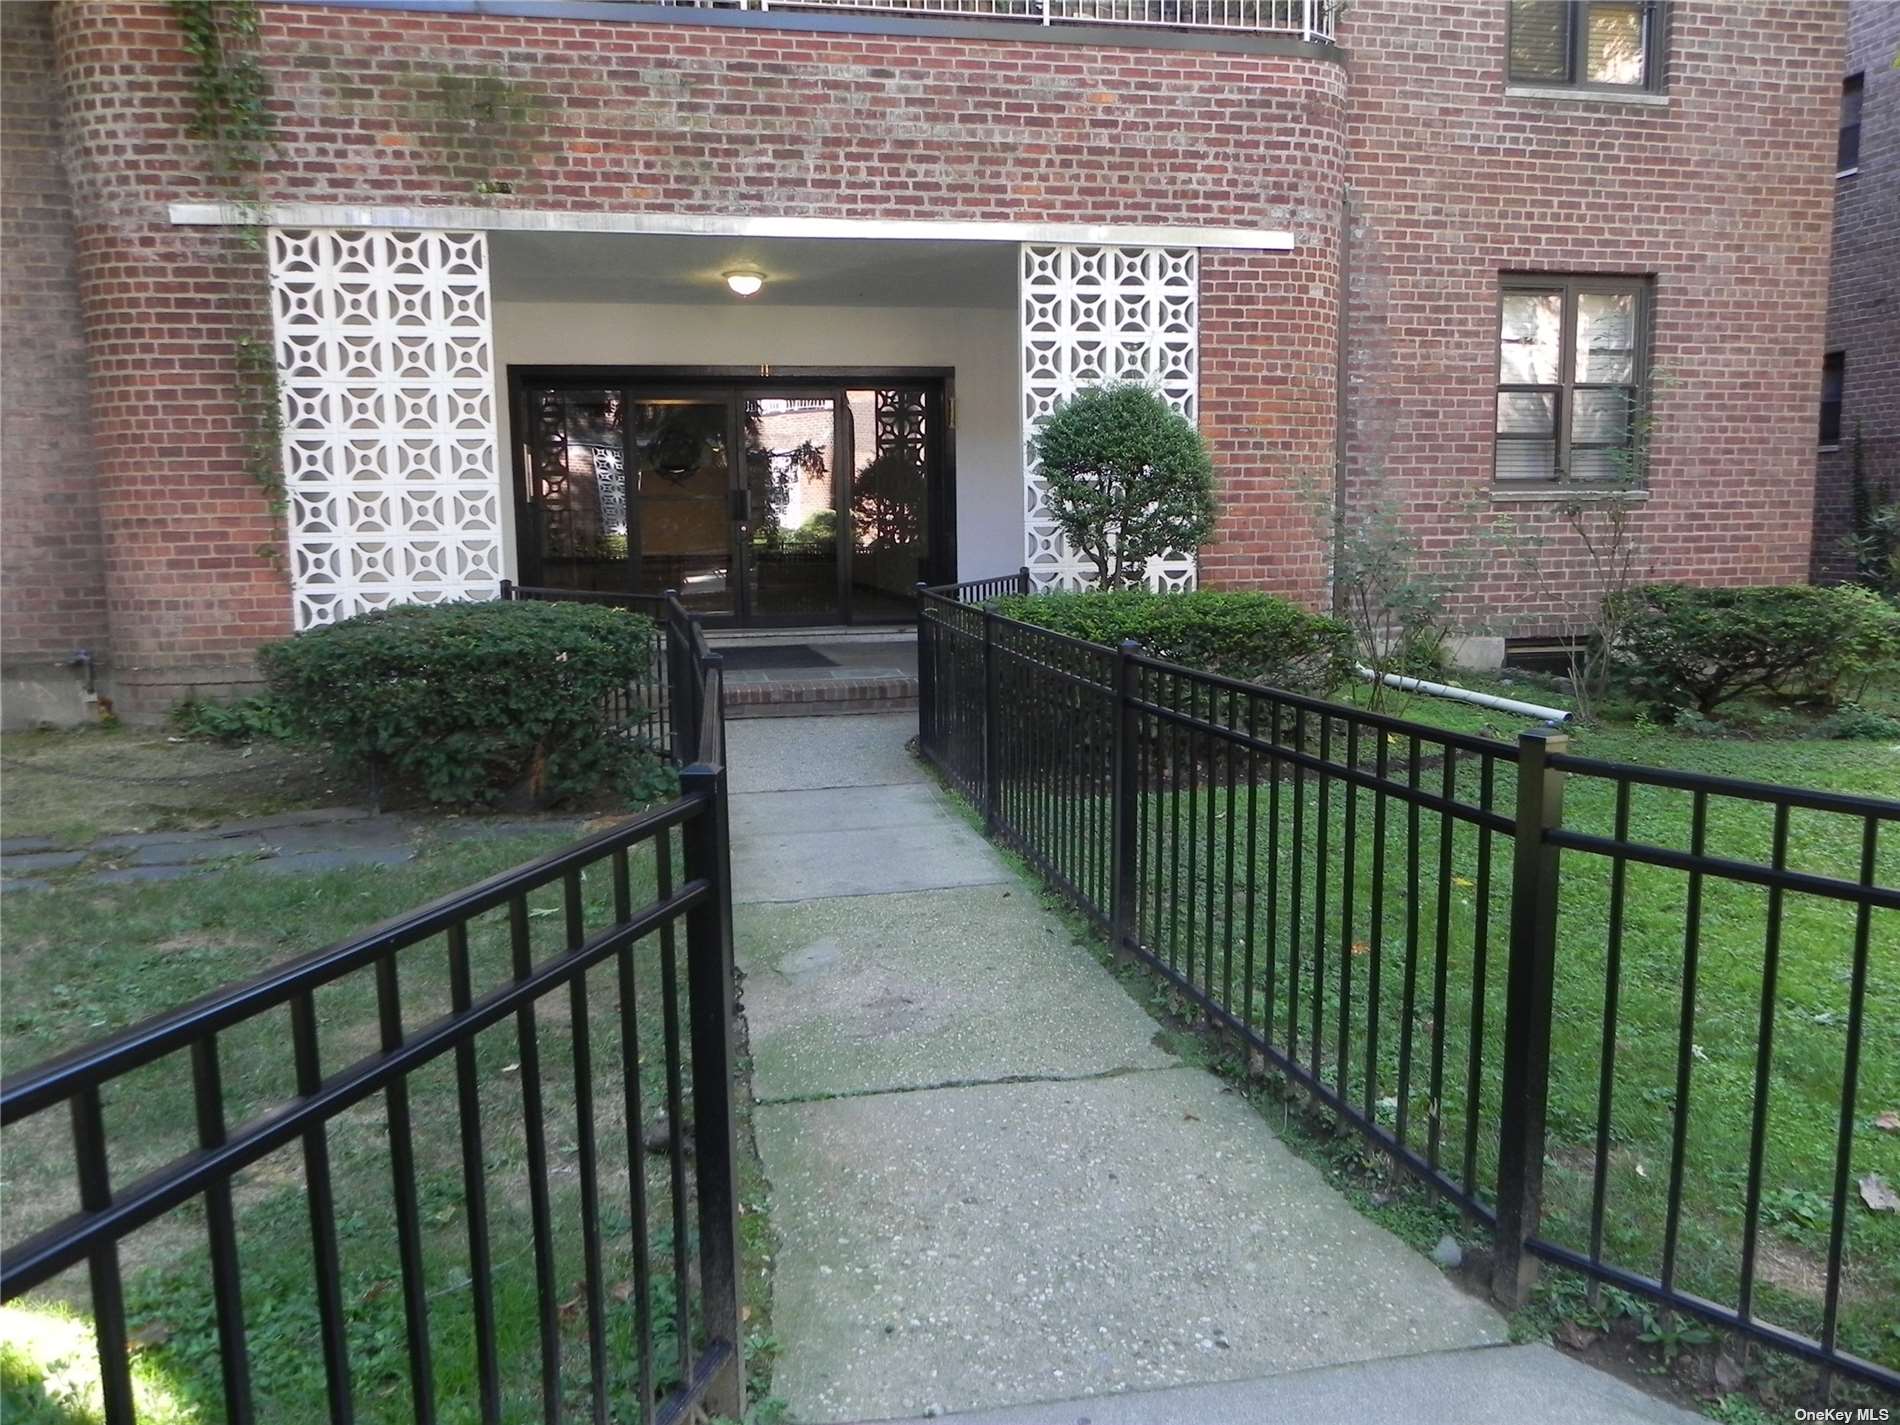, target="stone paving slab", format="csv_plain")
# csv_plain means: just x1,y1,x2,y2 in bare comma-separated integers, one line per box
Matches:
90,865,204,886
0,850,88,872
725,713,925,793
728,783,965,840
732,820,1011,904
881,1343,1700,1425
758,1069,1506,1424
738,884,1177,1101
252,847,415,875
